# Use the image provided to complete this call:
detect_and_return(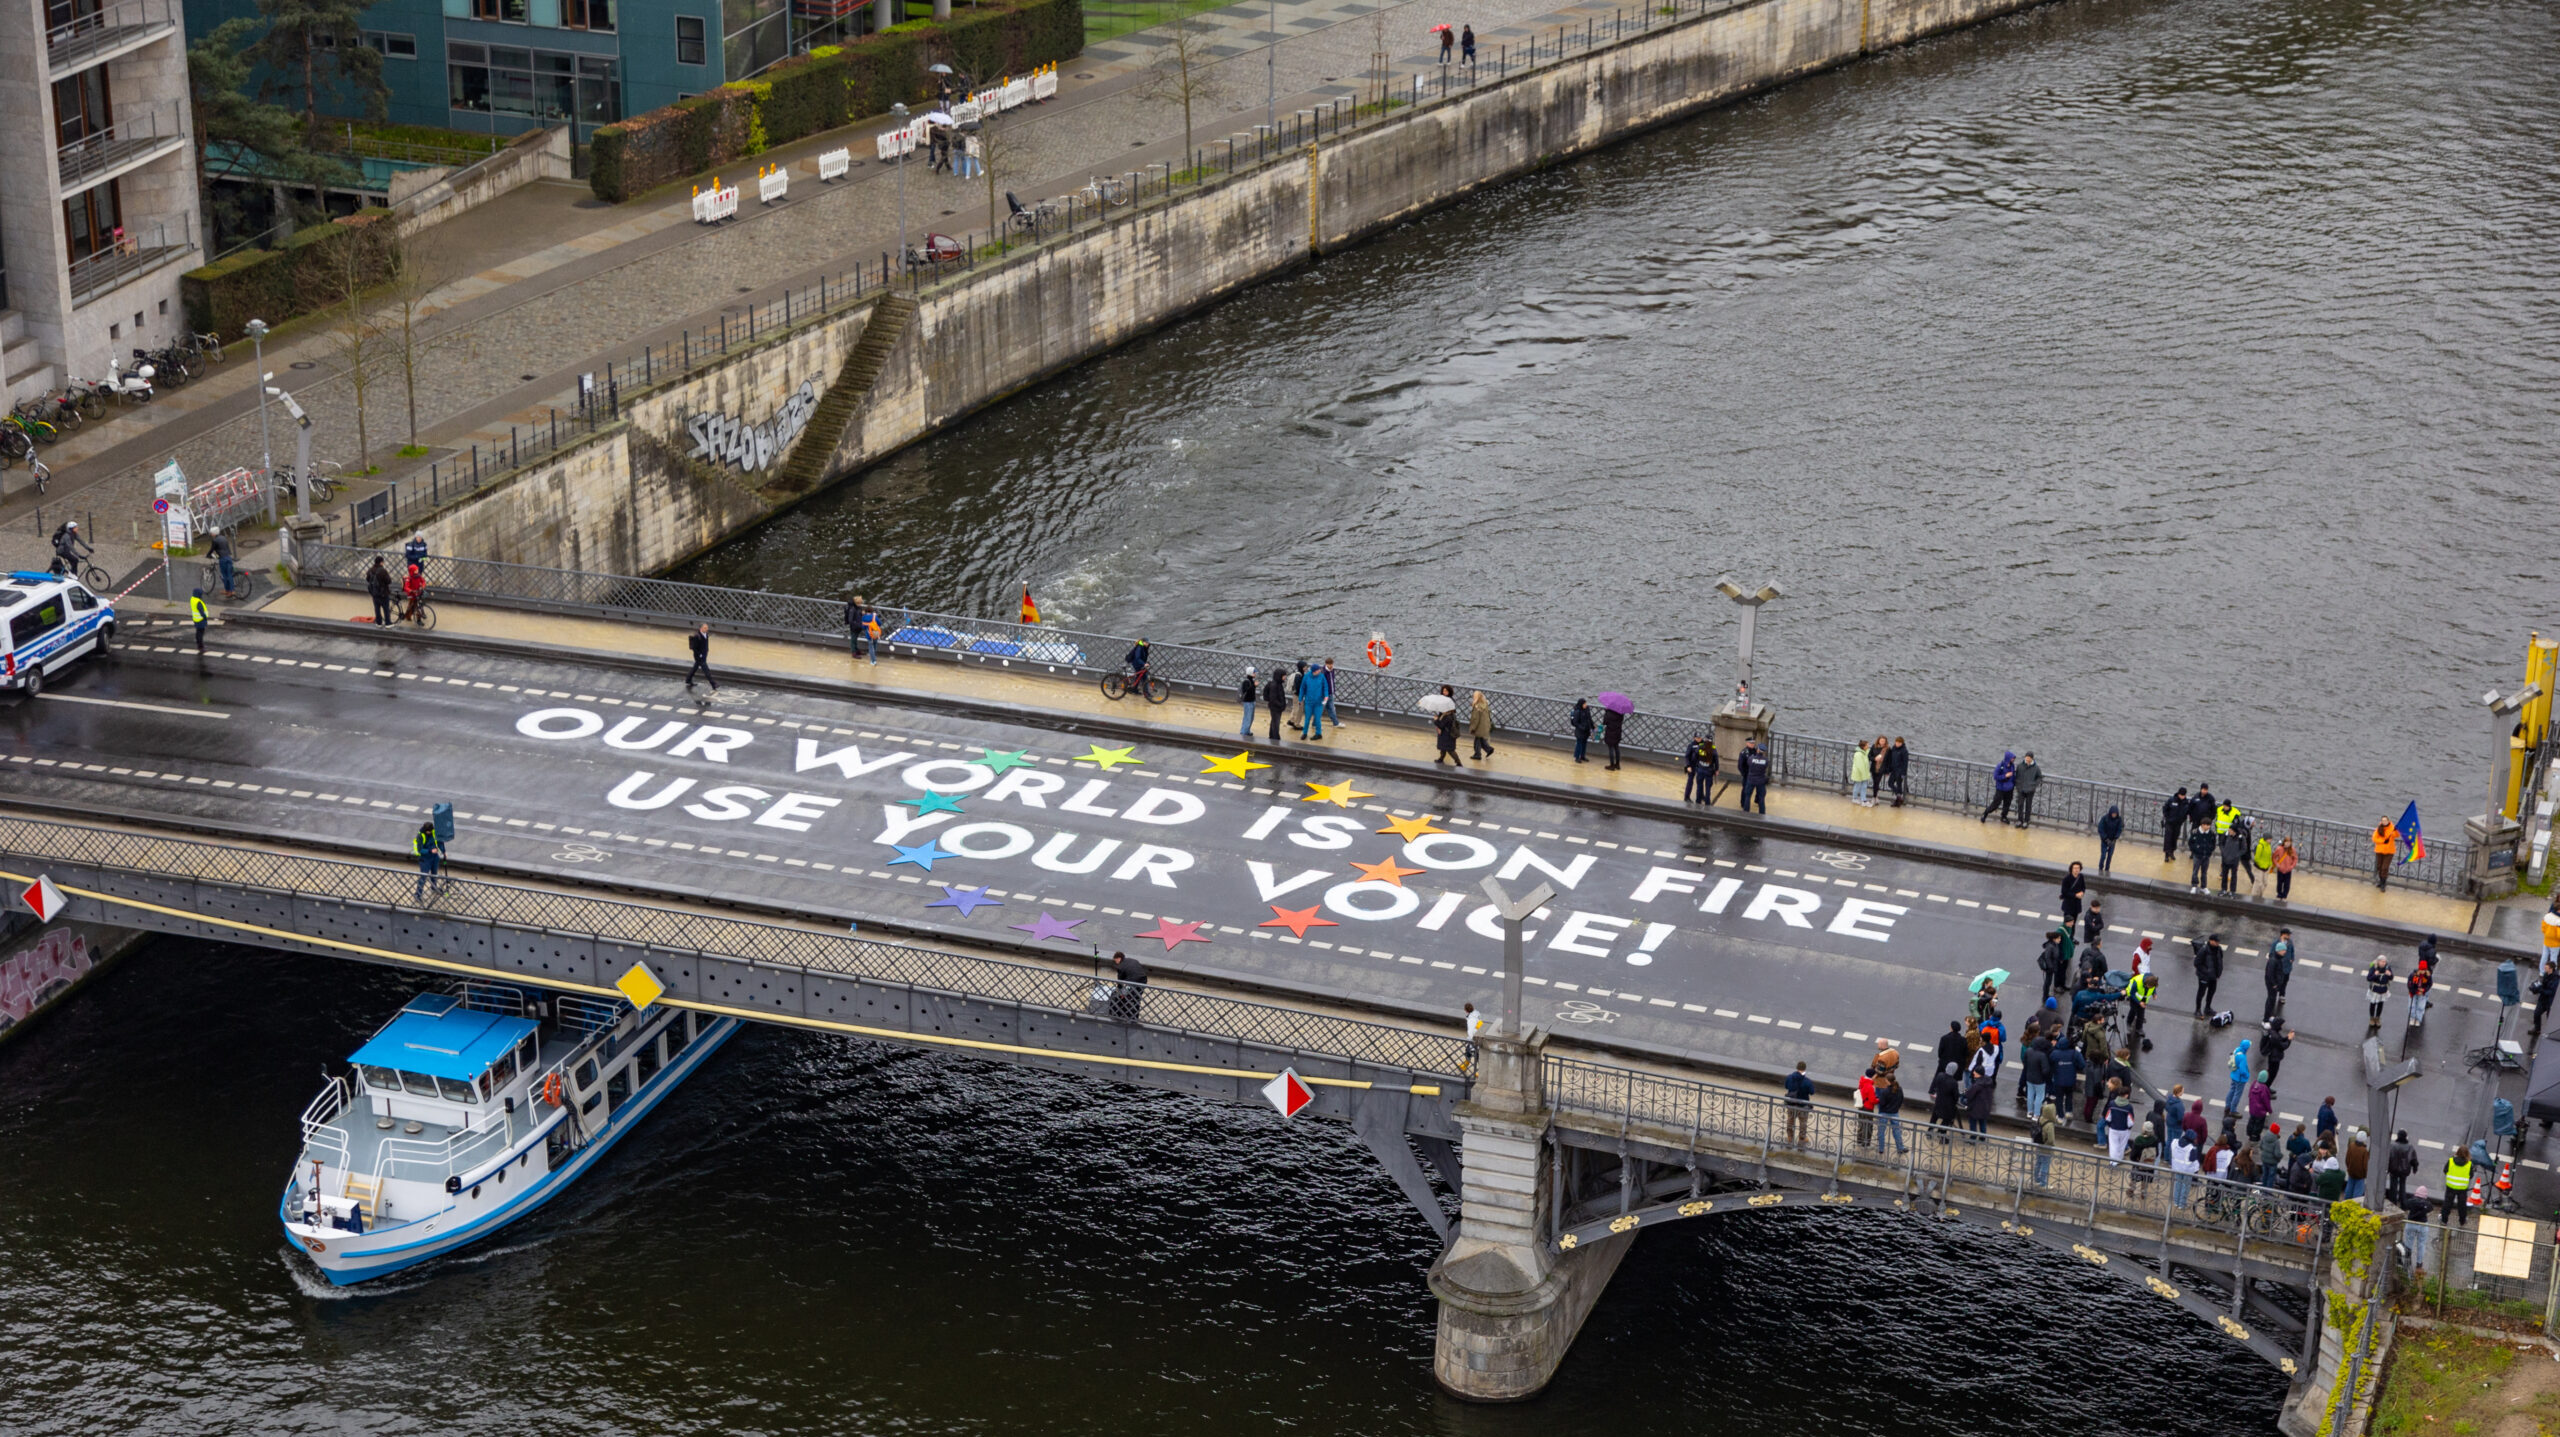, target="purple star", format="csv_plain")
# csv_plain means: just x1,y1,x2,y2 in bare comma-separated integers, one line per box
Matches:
1008,911,1084,943
887,840,951,871
928,884,1003,917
